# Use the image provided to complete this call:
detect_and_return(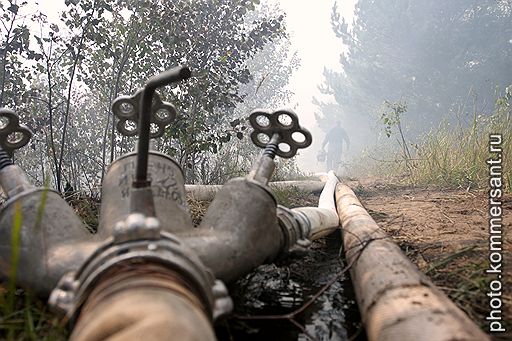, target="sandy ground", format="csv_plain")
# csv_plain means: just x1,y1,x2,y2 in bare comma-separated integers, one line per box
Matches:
346,179,511,339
